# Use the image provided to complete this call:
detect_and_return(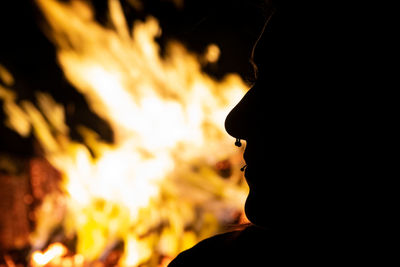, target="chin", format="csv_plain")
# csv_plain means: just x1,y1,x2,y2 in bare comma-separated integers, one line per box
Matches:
244,191,269,228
